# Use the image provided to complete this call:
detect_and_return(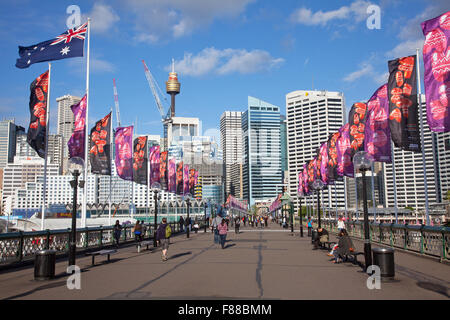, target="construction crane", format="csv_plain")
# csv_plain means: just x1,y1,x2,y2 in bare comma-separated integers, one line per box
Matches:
112,78,121,127
141,60,172,150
